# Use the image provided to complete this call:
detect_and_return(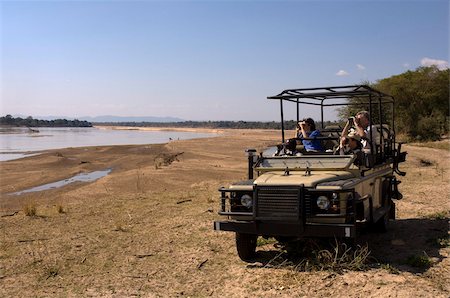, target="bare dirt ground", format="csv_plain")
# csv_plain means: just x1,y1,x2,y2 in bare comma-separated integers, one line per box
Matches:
0,129,448,297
